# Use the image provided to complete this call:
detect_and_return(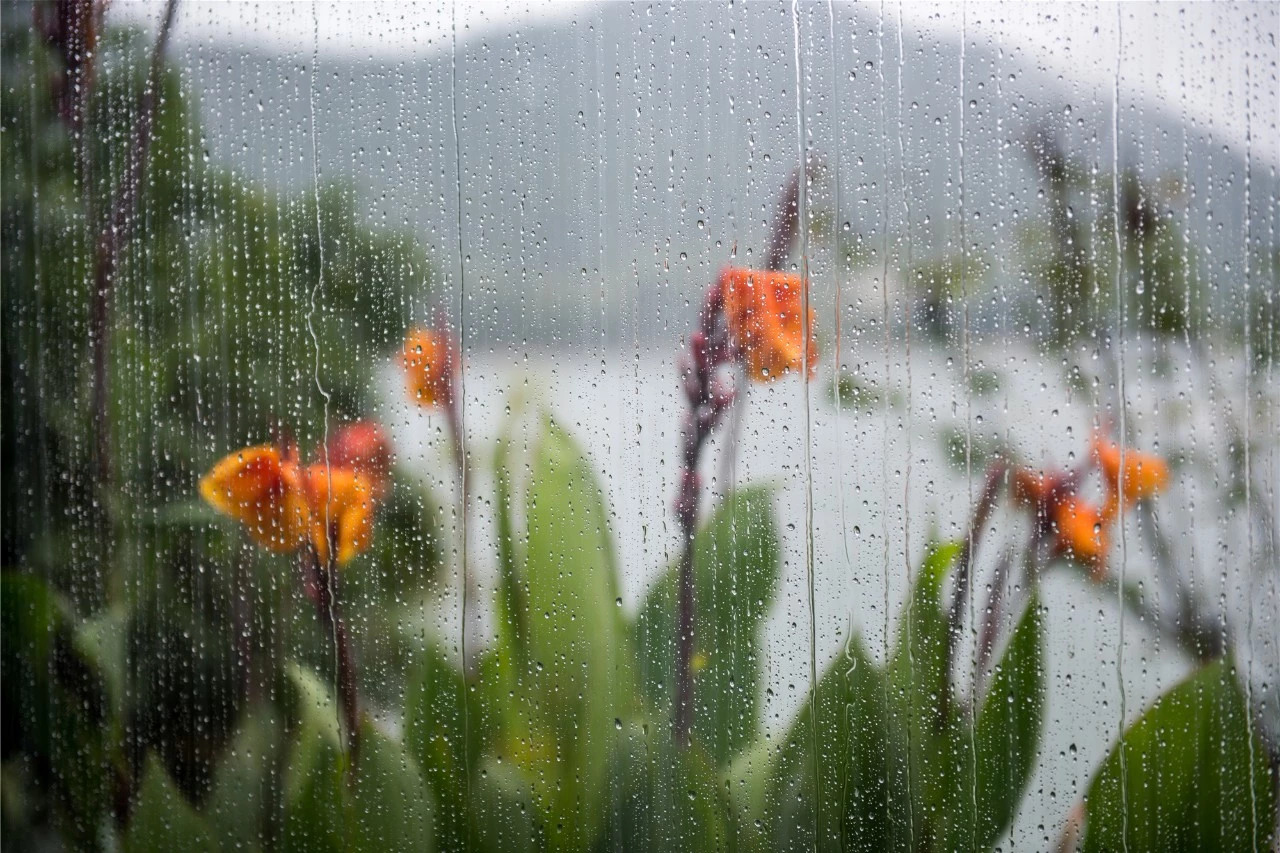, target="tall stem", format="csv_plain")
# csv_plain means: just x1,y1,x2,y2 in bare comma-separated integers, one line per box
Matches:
309,550,361,759
672,288,730,746
942,462,1005,717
